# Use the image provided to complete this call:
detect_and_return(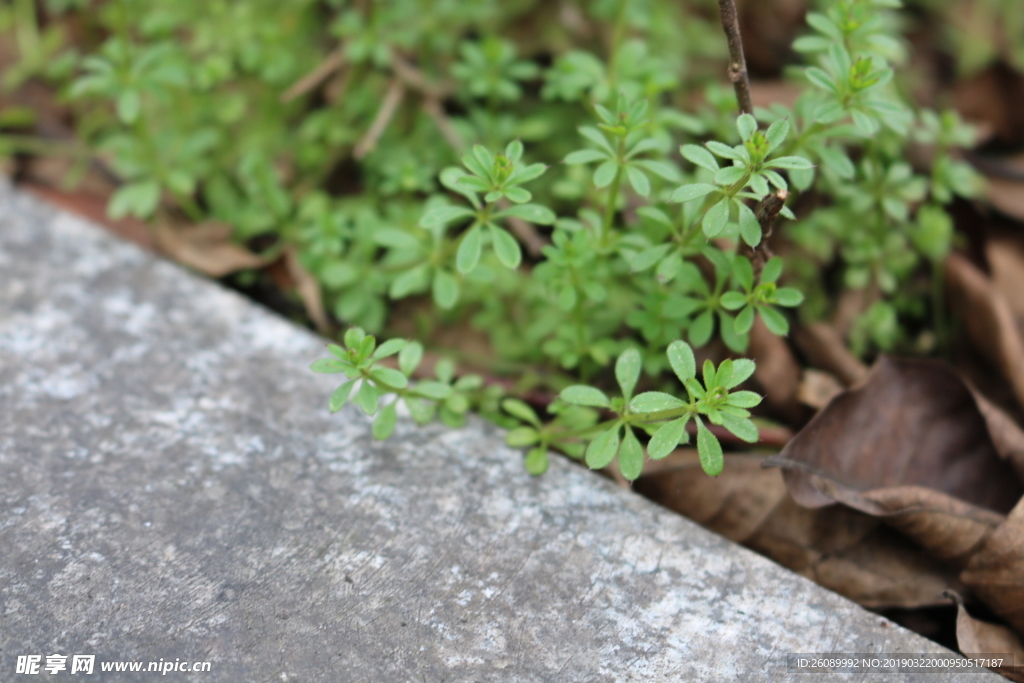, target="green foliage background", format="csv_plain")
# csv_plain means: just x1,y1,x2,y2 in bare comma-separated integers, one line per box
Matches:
0,0,990,476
